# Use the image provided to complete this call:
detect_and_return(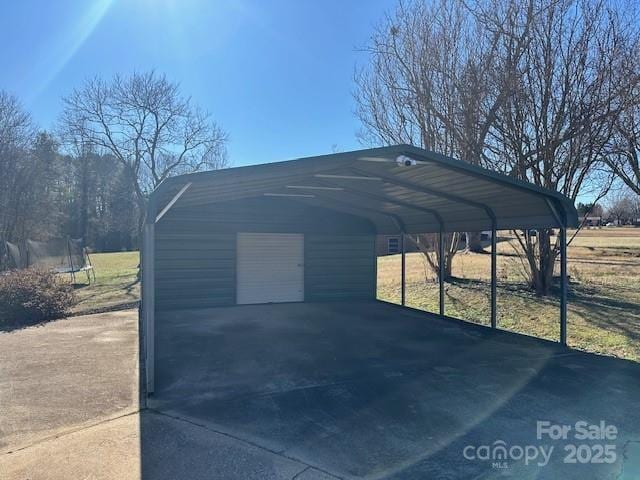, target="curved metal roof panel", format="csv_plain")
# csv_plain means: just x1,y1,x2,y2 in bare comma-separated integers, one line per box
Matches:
151,145,579,233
